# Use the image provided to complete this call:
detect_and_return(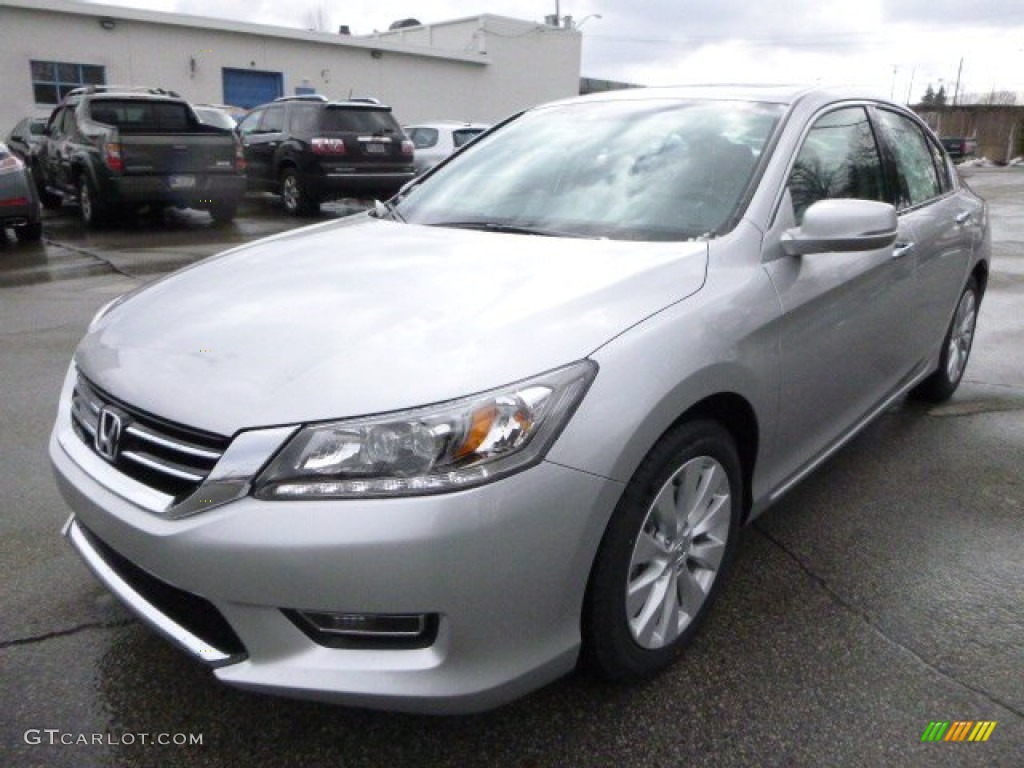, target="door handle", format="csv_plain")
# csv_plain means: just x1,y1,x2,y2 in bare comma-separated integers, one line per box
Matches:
954,211,972,226
893,242,915,259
